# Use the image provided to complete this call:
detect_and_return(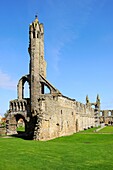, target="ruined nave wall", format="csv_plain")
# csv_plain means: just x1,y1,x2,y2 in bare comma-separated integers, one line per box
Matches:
36,95,95,141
